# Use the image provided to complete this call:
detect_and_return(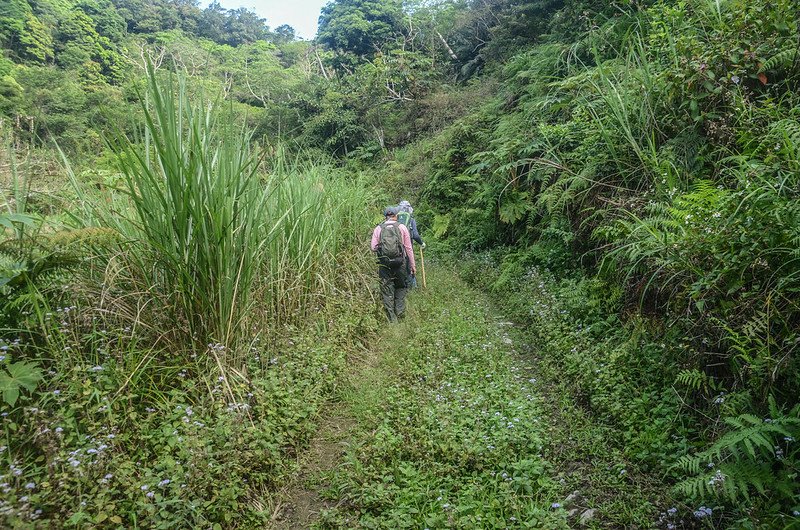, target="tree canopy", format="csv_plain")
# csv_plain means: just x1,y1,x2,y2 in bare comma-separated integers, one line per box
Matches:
317,0,404,62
